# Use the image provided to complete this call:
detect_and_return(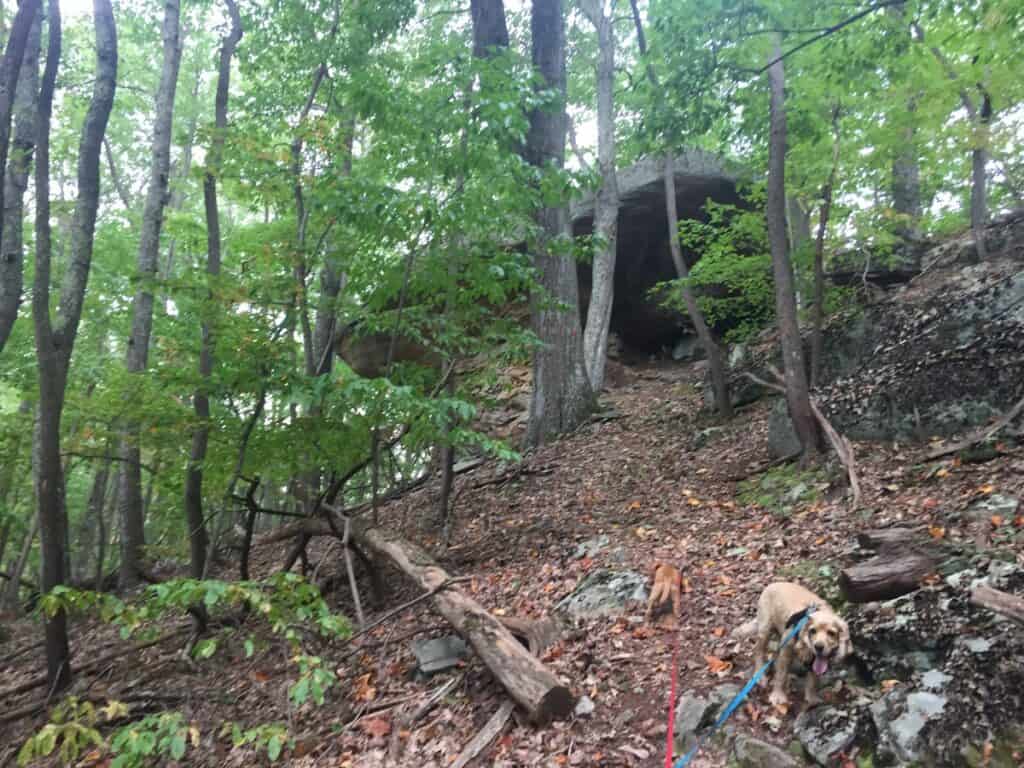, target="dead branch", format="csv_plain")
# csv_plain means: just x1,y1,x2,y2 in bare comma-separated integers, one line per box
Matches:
451,698,516,768
0,626,190,700
342,517,366,628
924,394,1024,461
970,584,1024,626
741,367,862,507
